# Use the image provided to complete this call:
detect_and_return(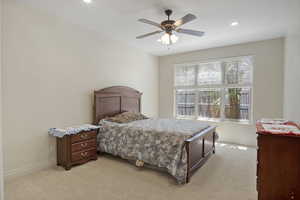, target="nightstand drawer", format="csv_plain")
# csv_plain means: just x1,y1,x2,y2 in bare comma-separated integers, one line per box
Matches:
72,148,97,162
71,139,97,152
71,130,97,143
